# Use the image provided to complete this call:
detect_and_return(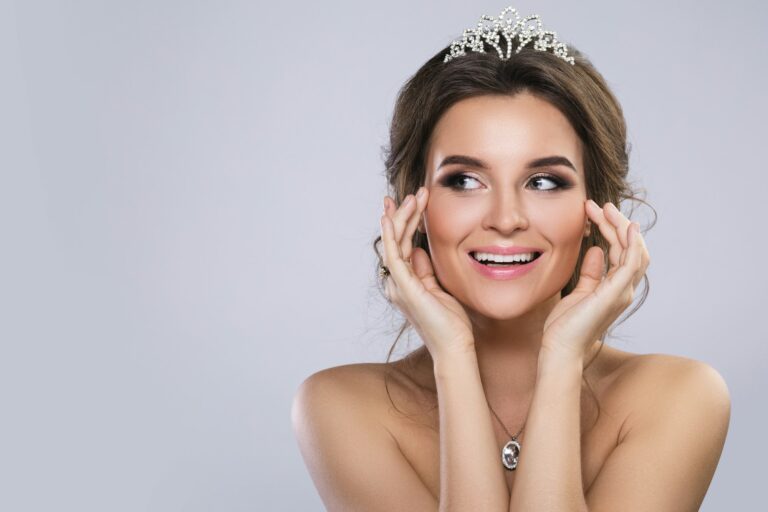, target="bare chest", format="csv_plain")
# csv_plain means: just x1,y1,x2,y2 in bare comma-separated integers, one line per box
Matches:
379,364,630,499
